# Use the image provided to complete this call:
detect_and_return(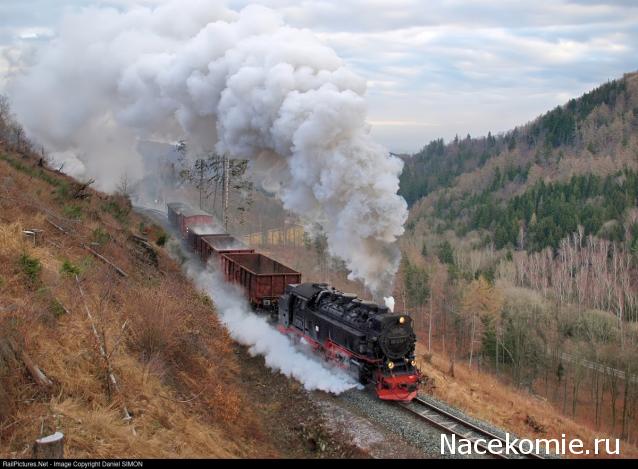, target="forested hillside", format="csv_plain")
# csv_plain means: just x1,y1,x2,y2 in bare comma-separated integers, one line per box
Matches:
400,75,633,207
395,72,638,445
